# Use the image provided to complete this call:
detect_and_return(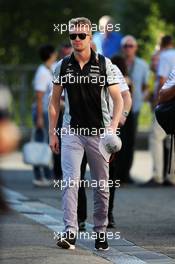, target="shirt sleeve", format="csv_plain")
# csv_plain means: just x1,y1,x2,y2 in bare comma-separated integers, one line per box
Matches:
161,67,175,90
157,54,171,78
105,58,129,91
33,68,49,92
105,58,120,86
52,59,63,85
111,64,129,92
